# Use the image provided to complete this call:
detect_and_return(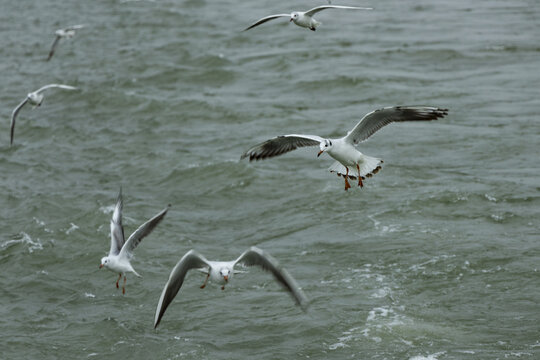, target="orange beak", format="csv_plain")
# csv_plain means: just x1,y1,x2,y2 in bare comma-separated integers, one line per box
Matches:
317,150,324,157
99,264,103,269
223,275,229,282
